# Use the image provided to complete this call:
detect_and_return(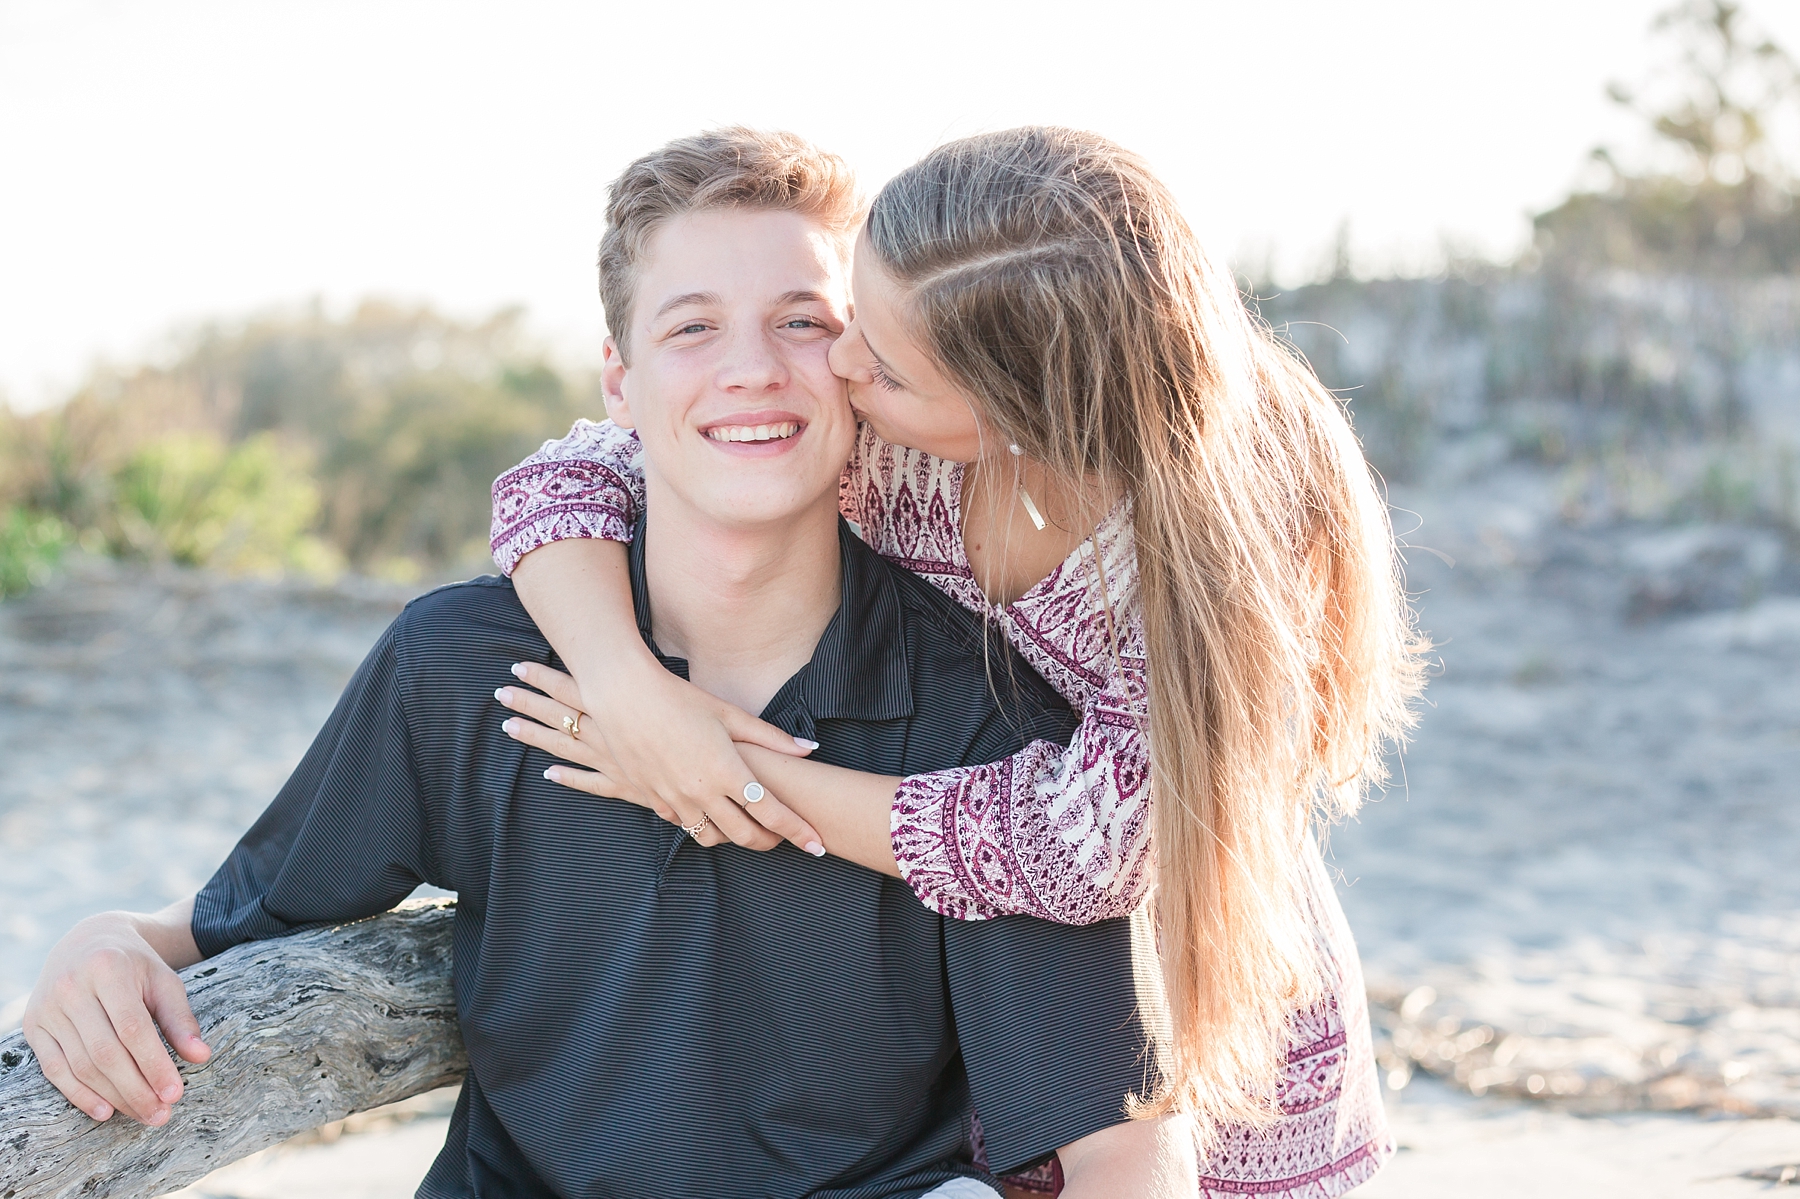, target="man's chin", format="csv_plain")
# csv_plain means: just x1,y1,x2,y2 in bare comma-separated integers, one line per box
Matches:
691,492,841,532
